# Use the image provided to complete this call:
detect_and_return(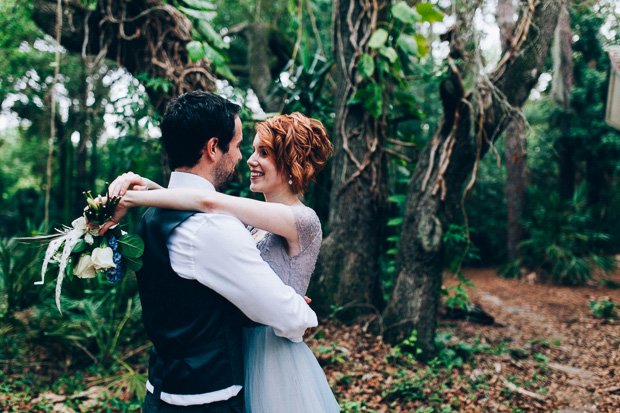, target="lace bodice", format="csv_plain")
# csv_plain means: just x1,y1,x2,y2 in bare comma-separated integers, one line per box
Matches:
251,205,322,296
